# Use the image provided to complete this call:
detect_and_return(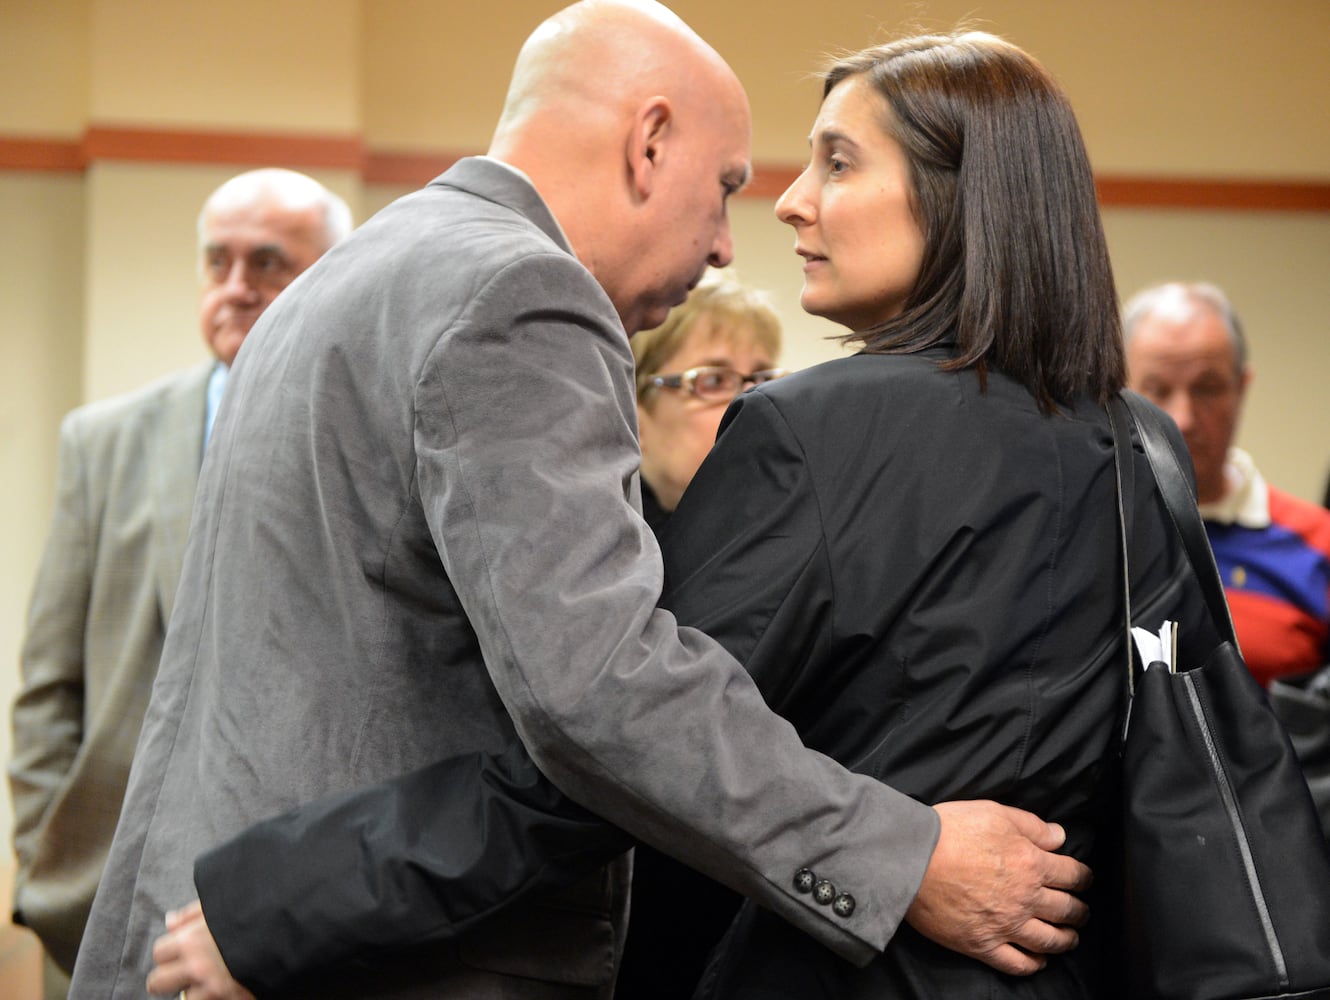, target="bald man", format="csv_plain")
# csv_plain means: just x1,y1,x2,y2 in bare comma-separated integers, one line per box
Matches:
9,168,349,998
75,4,1087,999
